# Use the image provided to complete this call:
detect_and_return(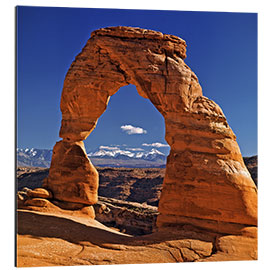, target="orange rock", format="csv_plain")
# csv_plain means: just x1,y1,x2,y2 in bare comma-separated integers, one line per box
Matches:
46,26,257,234
45,140,98,205
21,199,95,219
26,188,53,199
24,198,51,208
17,208,256,267
52,200,88,210
204,234,258,261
